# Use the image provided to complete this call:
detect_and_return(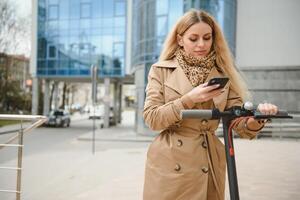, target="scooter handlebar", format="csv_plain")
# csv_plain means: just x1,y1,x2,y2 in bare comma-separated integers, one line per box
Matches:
181,109,213,119
254,111,293,119
181,109,293,120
